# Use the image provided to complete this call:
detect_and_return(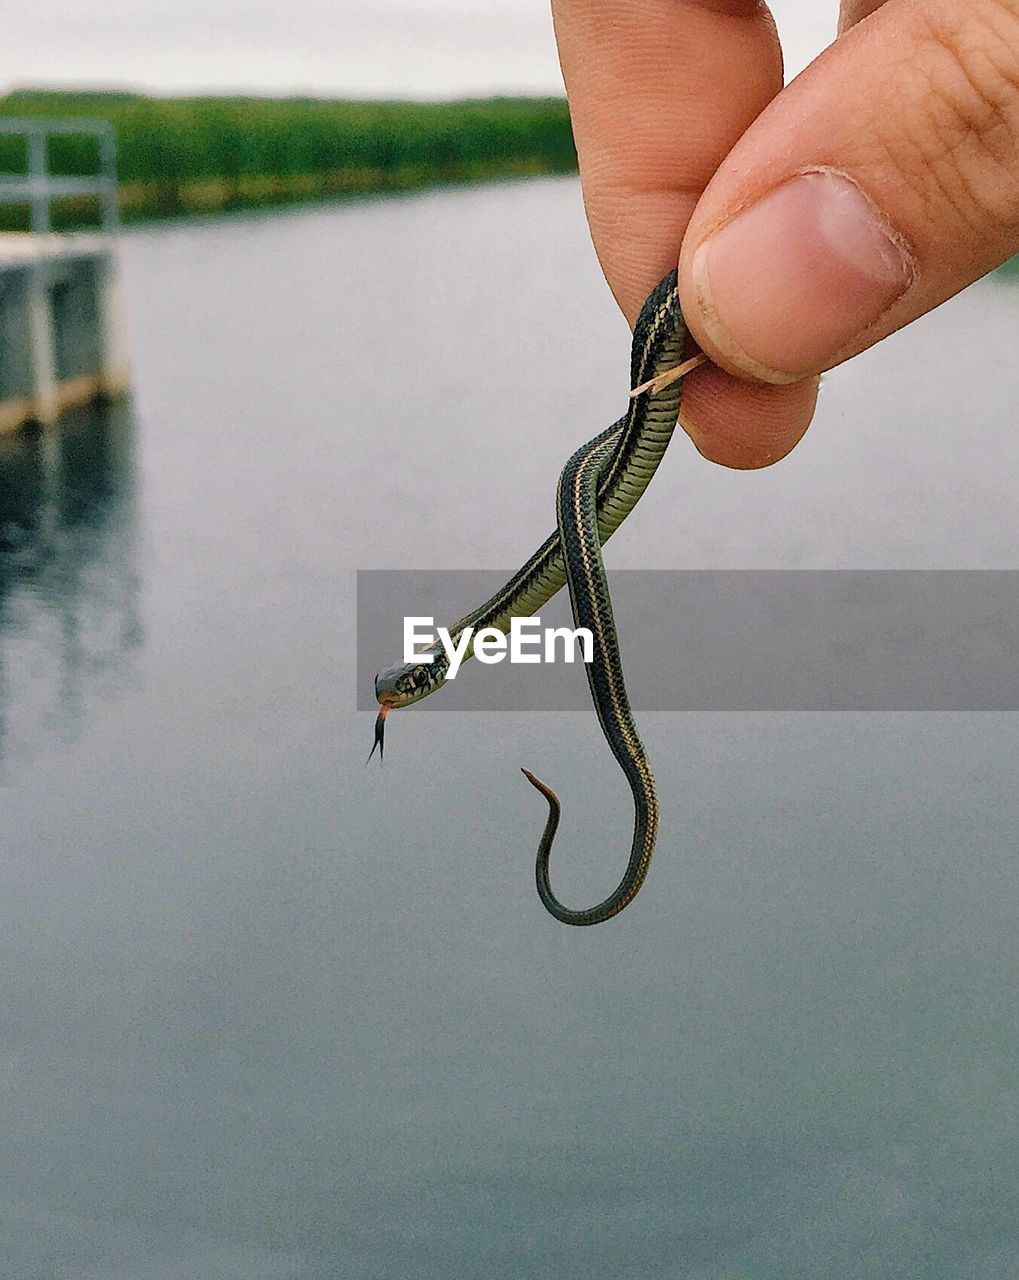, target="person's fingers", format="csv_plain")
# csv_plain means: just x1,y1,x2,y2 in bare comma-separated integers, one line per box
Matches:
552,0,820,469
680,0,1019,385
680,363,818,469
552,0,781,323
